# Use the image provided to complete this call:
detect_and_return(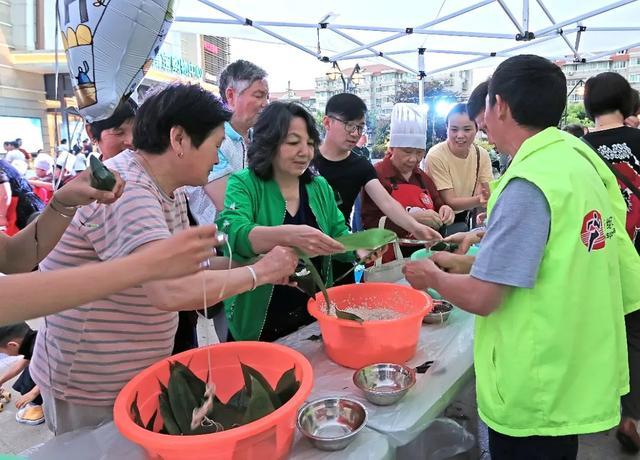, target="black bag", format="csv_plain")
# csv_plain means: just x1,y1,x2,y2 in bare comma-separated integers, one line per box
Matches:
16,191,44,229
